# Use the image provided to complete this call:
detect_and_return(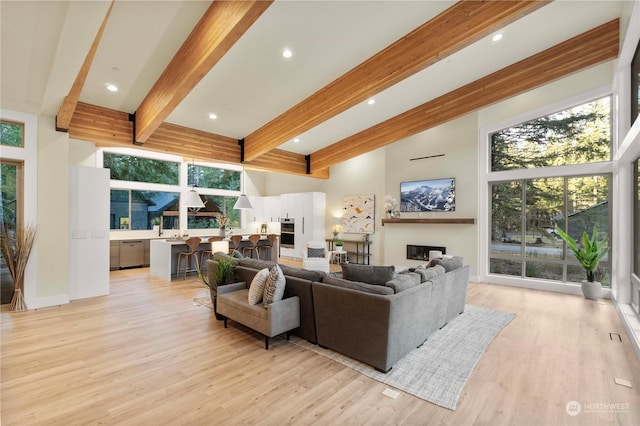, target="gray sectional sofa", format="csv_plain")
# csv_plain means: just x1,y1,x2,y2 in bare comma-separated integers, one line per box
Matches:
207,255,469,373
